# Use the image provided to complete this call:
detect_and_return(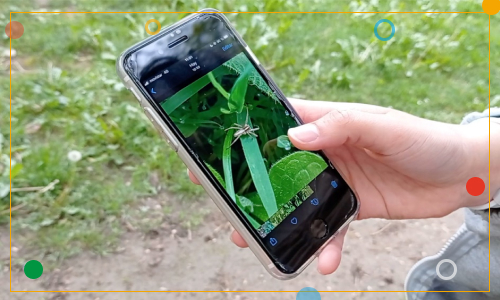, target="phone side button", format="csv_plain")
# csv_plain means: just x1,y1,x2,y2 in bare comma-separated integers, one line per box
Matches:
161,129,179,152
129,87,142,104
246,48,260,65
160,130,179,152
143,107,179,152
